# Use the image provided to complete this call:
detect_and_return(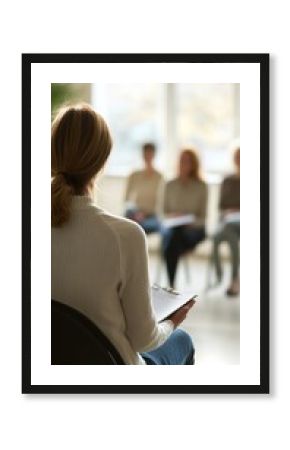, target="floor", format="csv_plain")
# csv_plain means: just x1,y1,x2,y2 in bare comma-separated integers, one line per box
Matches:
148,252,240,365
